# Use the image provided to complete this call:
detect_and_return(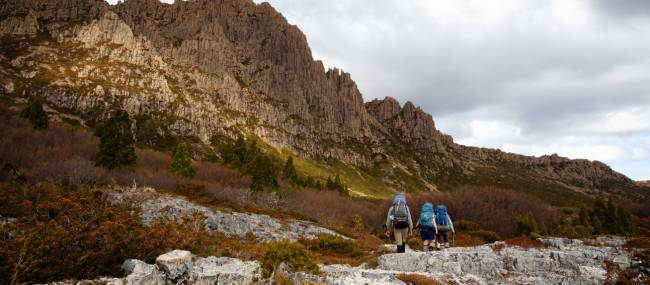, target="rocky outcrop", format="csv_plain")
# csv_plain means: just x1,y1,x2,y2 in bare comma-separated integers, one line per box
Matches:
109,186,342,242
114,250,262,285
51,237,645,285
0,0,647,201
